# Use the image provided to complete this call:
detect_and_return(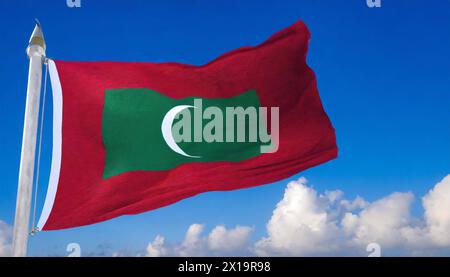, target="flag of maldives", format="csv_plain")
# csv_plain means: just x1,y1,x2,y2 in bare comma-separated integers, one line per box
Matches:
37,21,337,230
